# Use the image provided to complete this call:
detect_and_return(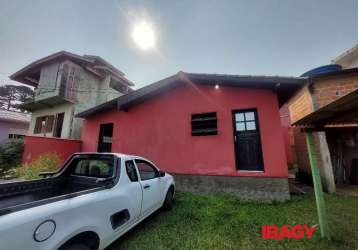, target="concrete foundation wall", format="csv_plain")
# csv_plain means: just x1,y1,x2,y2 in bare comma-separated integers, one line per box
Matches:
172,174,290,201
